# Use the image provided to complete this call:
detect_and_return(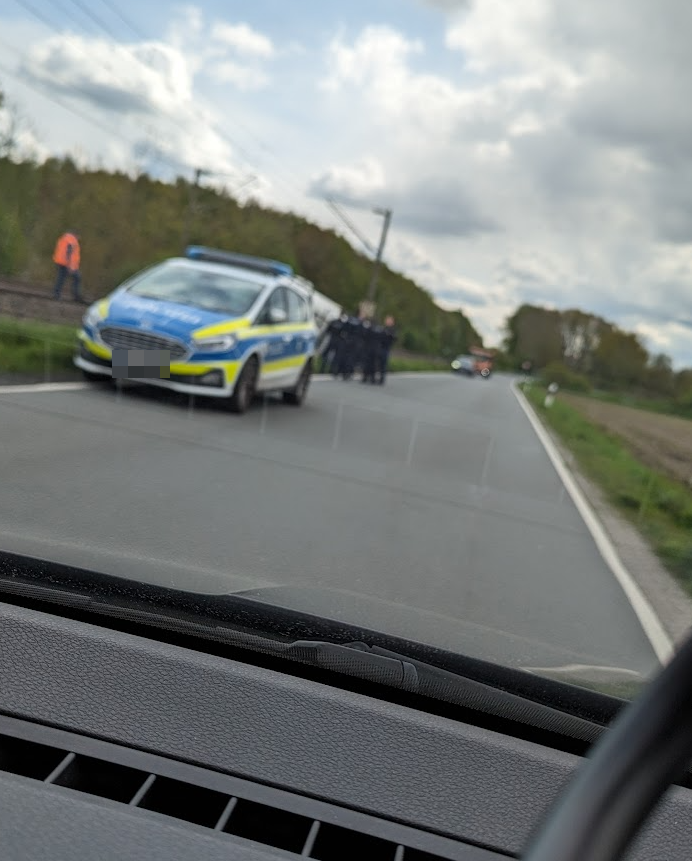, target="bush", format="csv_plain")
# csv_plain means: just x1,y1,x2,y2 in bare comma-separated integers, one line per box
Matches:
0,210,27,275
658,537,692,586
540,361,591,393
653,489,692,528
